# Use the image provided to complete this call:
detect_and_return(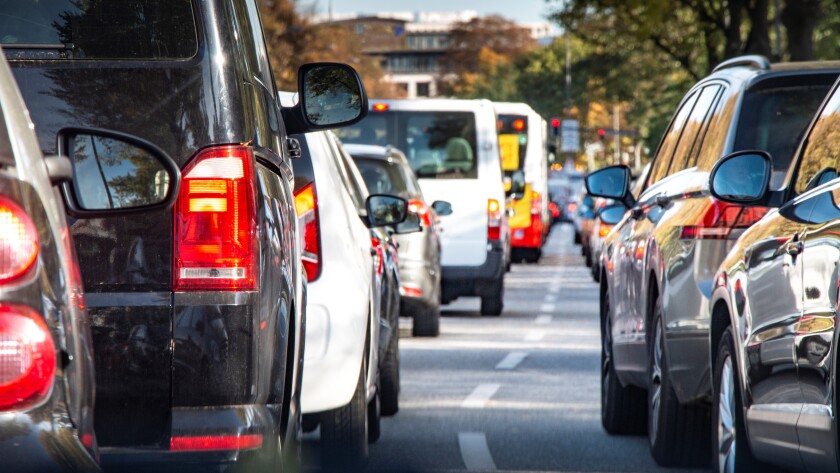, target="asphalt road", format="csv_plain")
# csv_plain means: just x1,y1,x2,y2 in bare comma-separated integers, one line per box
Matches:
303,223,710,473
